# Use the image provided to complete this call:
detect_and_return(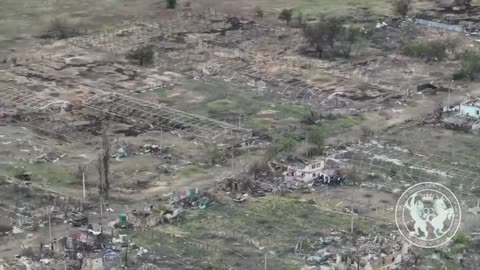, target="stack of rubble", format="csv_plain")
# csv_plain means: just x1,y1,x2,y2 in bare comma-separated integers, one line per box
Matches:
218,174,272,196
298,231,410,269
